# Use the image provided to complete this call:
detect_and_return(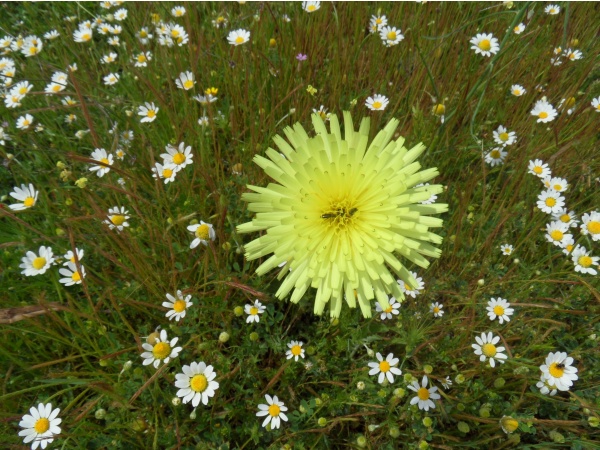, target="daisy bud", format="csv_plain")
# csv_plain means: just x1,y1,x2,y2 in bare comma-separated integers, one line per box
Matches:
500,416,519,434
122,361,132,373
219,331,230,343
455,374,465,384
356,381,365,390
458,422,470,433
423,364,433,374
393,388,406,398
125,110,133,117
588,417,600,427
95,408,106,420
317,417,327,427
172,397,181,406
479,406,491,418
249,332,259,341
513,258,520,264
423,417,433,427
418,441,429,450
457,403,465,411
55,228,65,236
6,153,14,160
131,418,147,432
269,38,276,47
549,431,565,443
389,427,400,438
377,389,387,398
494,378,505,388
234,306,244,316
477,279,485,286
189,408,197,420
357,436,367,447
315,398,323,406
